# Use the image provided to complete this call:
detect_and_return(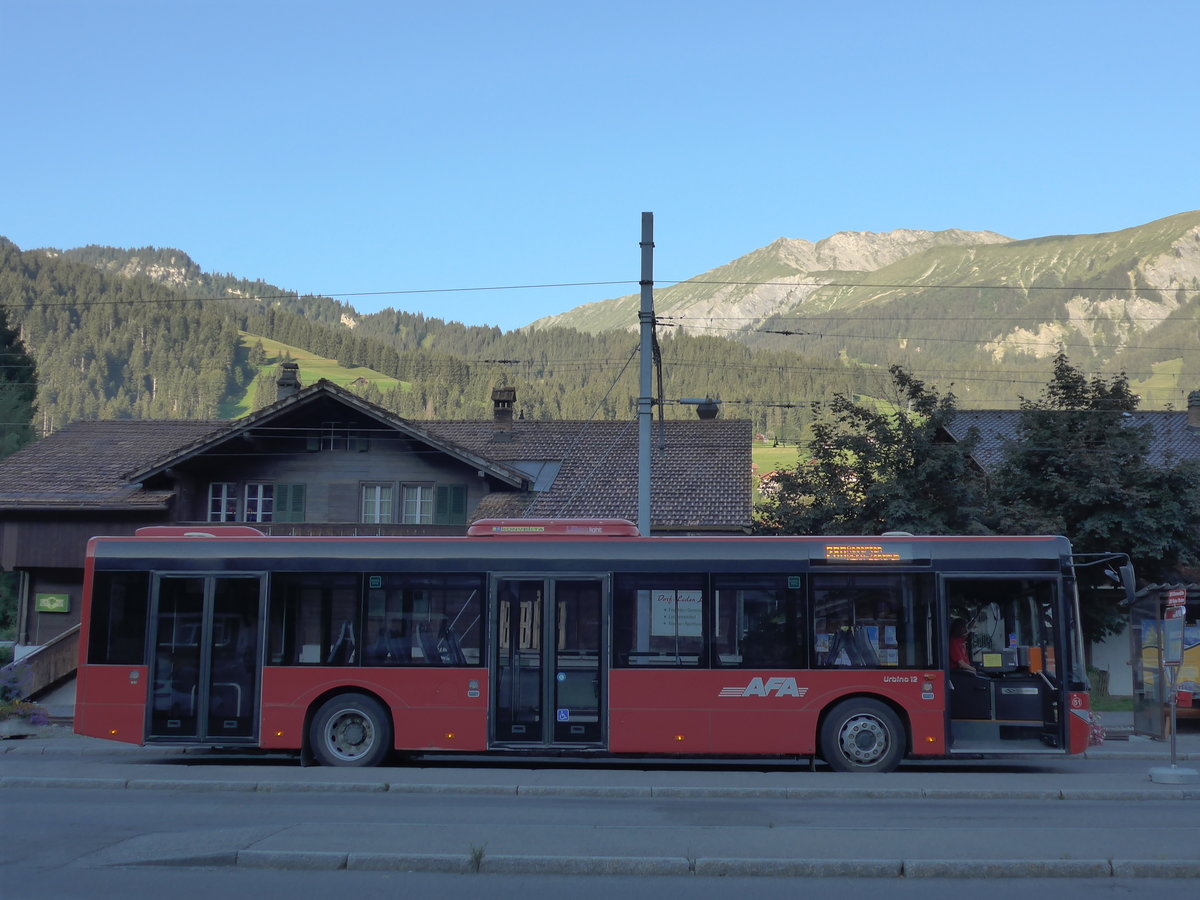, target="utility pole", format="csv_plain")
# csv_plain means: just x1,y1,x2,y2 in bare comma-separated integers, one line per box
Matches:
638,212,654,536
